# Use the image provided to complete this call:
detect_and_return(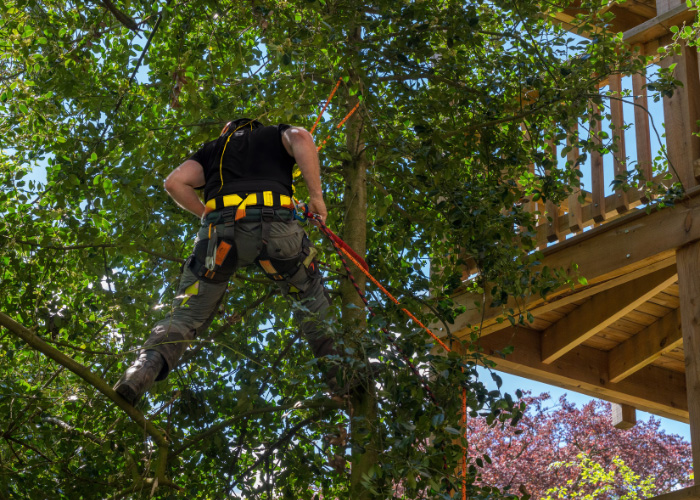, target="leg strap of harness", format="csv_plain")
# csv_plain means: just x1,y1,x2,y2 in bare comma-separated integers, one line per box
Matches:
193,223,236,282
